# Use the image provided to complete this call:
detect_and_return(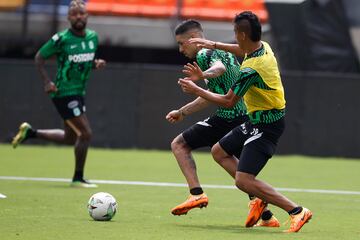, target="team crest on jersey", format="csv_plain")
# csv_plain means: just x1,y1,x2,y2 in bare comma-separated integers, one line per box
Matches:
88,41,94,50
